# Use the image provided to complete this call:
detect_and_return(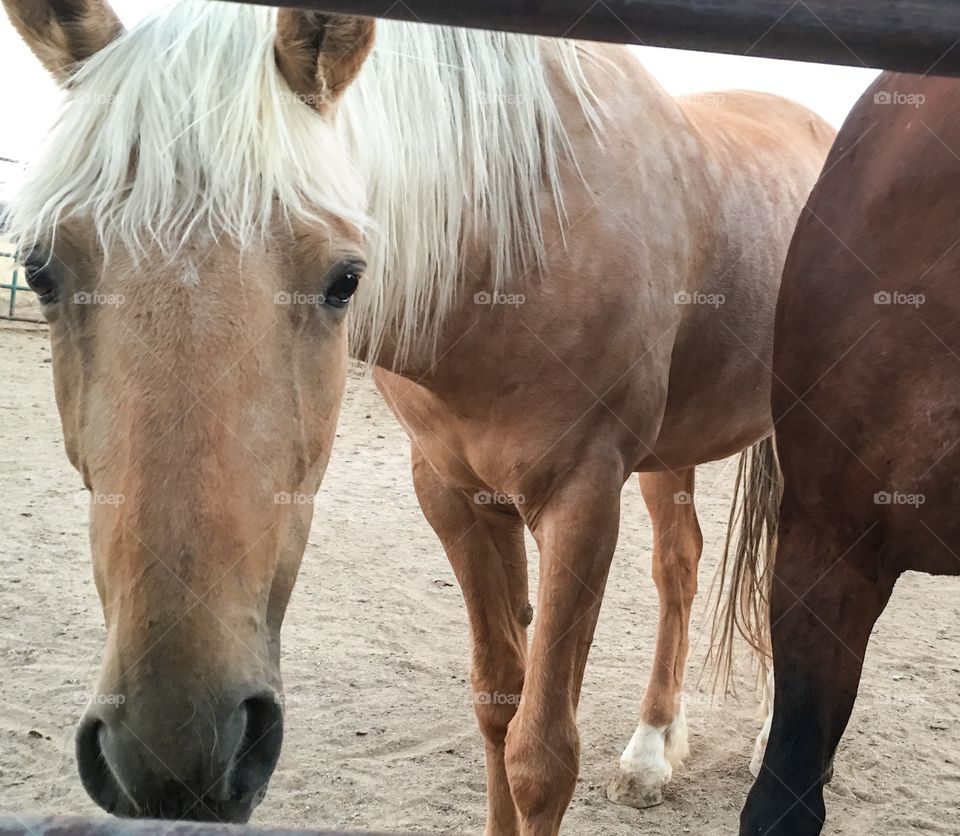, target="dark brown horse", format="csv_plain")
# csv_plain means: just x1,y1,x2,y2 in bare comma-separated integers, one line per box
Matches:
740,70,960,834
